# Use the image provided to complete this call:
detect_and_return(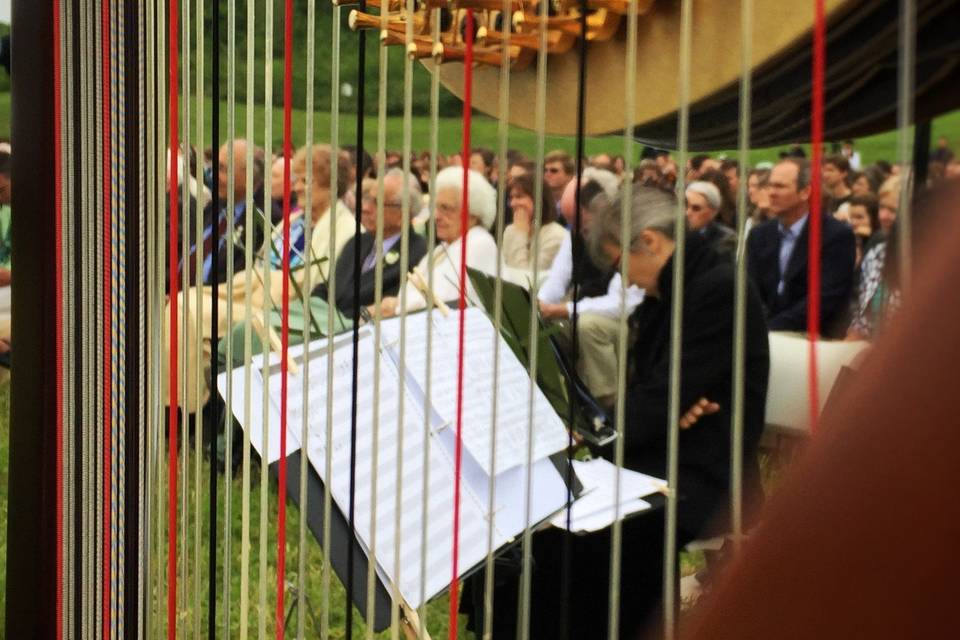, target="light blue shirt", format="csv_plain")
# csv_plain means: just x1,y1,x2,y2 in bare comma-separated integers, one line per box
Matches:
777,213,808,295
